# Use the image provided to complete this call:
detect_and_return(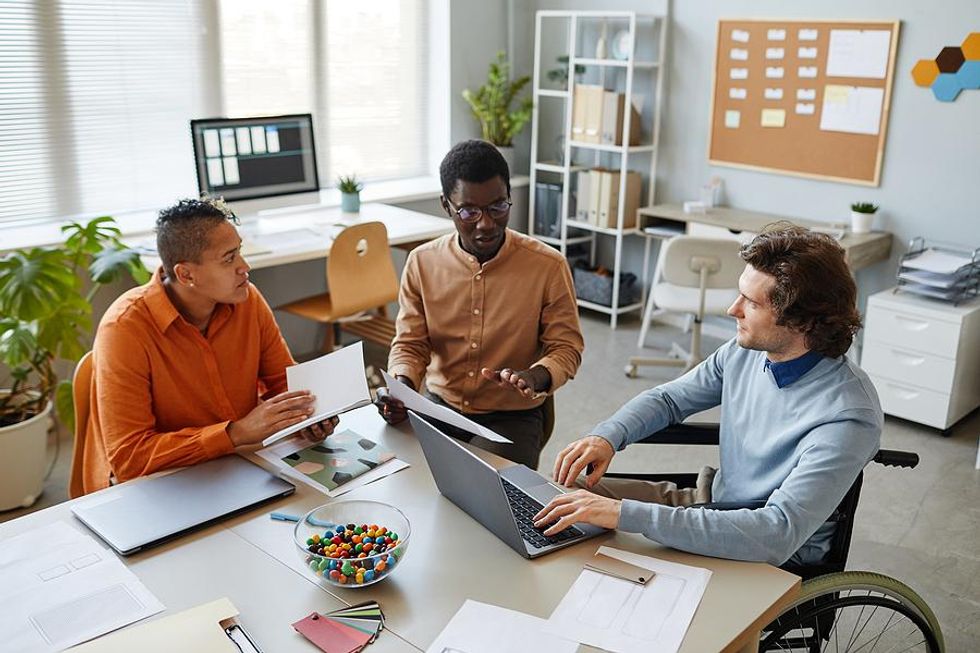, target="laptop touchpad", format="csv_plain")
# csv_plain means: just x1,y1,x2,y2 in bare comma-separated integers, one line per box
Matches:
524,482,564,506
